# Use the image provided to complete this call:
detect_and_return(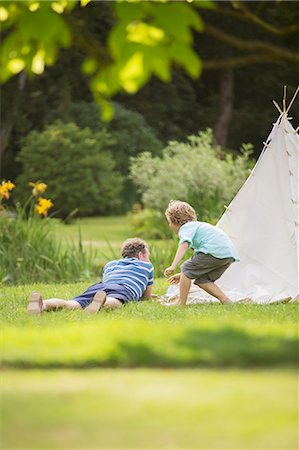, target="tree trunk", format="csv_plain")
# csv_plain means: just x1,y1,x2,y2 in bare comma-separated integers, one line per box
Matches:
0,71,26,178
213,68,234,147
